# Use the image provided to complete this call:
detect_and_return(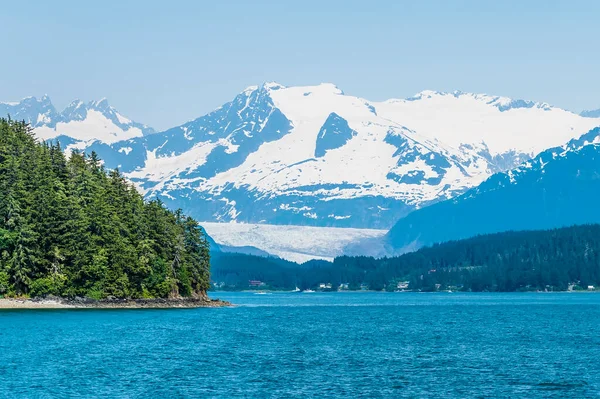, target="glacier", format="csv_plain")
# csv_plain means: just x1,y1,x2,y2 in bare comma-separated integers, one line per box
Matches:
202,222,386,263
